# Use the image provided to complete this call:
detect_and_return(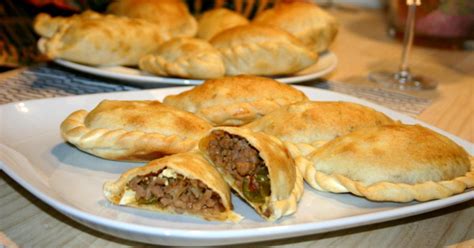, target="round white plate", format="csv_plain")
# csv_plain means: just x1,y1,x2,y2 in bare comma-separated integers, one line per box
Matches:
54,51,338,86
0,87,472,246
